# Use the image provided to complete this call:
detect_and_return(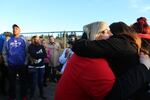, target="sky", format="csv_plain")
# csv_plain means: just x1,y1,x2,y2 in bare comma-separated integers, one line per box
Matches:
0,0,150,34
